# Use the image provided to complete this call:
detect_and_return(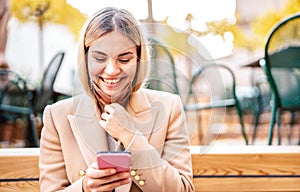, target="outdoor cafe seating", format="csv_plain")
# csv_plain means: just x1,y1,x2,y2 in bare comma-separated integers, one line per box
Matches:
0,69,38,147
259,13,300,145
184,62,249,145
0,51,69,147
1,11,300,148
